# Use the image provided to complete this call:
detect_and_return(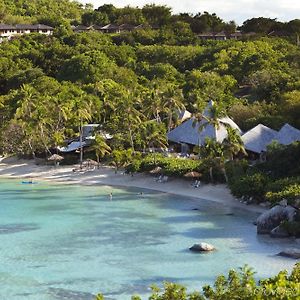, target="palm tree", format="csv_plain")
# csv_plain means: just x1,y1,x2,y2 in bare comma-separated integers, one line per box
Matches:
143,86,163,123
141,120,168,152
199,138,225,182
72,95,93,166
193,100,227,133
90,134,111,167
222,127,247,160
116,91,144,151
161,84,185,132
